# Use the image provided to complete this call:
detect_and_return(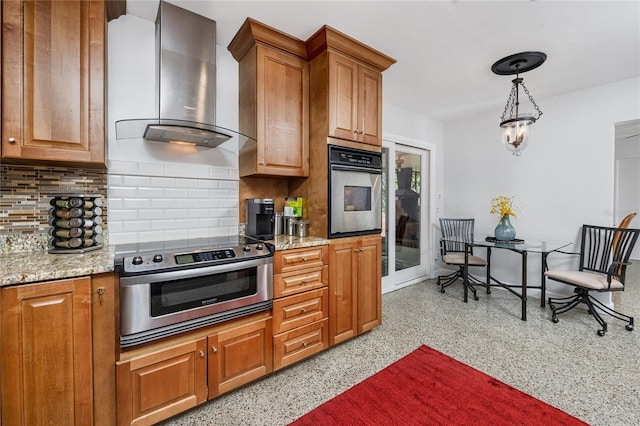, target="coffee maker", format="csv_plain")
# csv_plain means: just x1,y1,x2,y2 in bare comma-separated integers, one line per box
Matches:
246,198,275,239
